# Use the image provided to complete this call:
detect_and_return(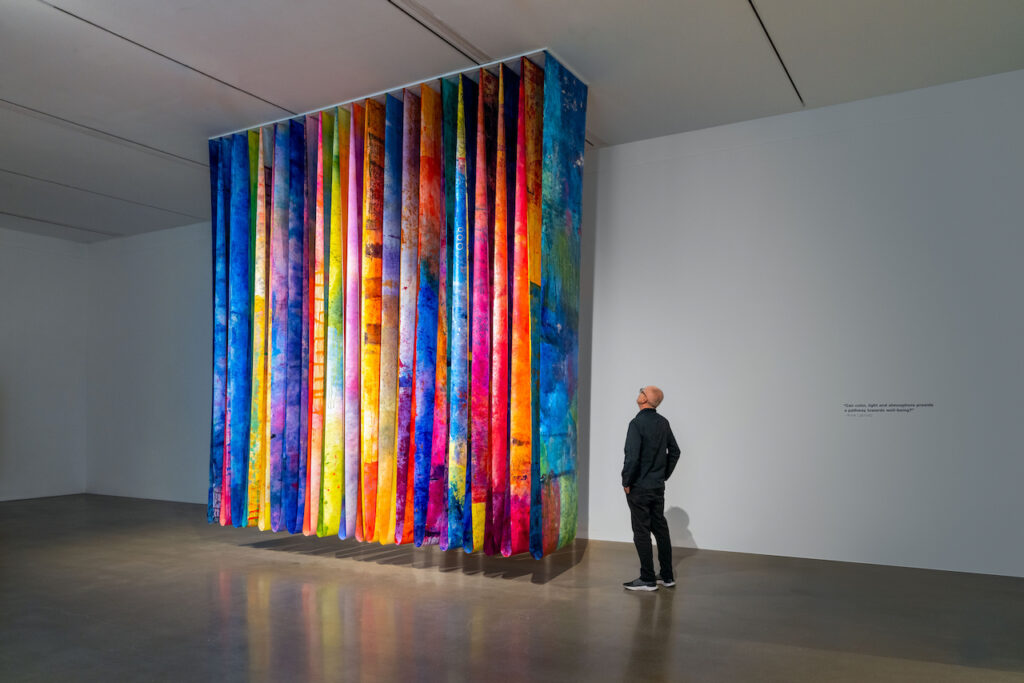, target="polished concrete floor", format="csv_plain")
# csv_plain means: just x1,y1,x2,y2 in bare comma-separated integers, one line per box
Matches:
2,495,1023,682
